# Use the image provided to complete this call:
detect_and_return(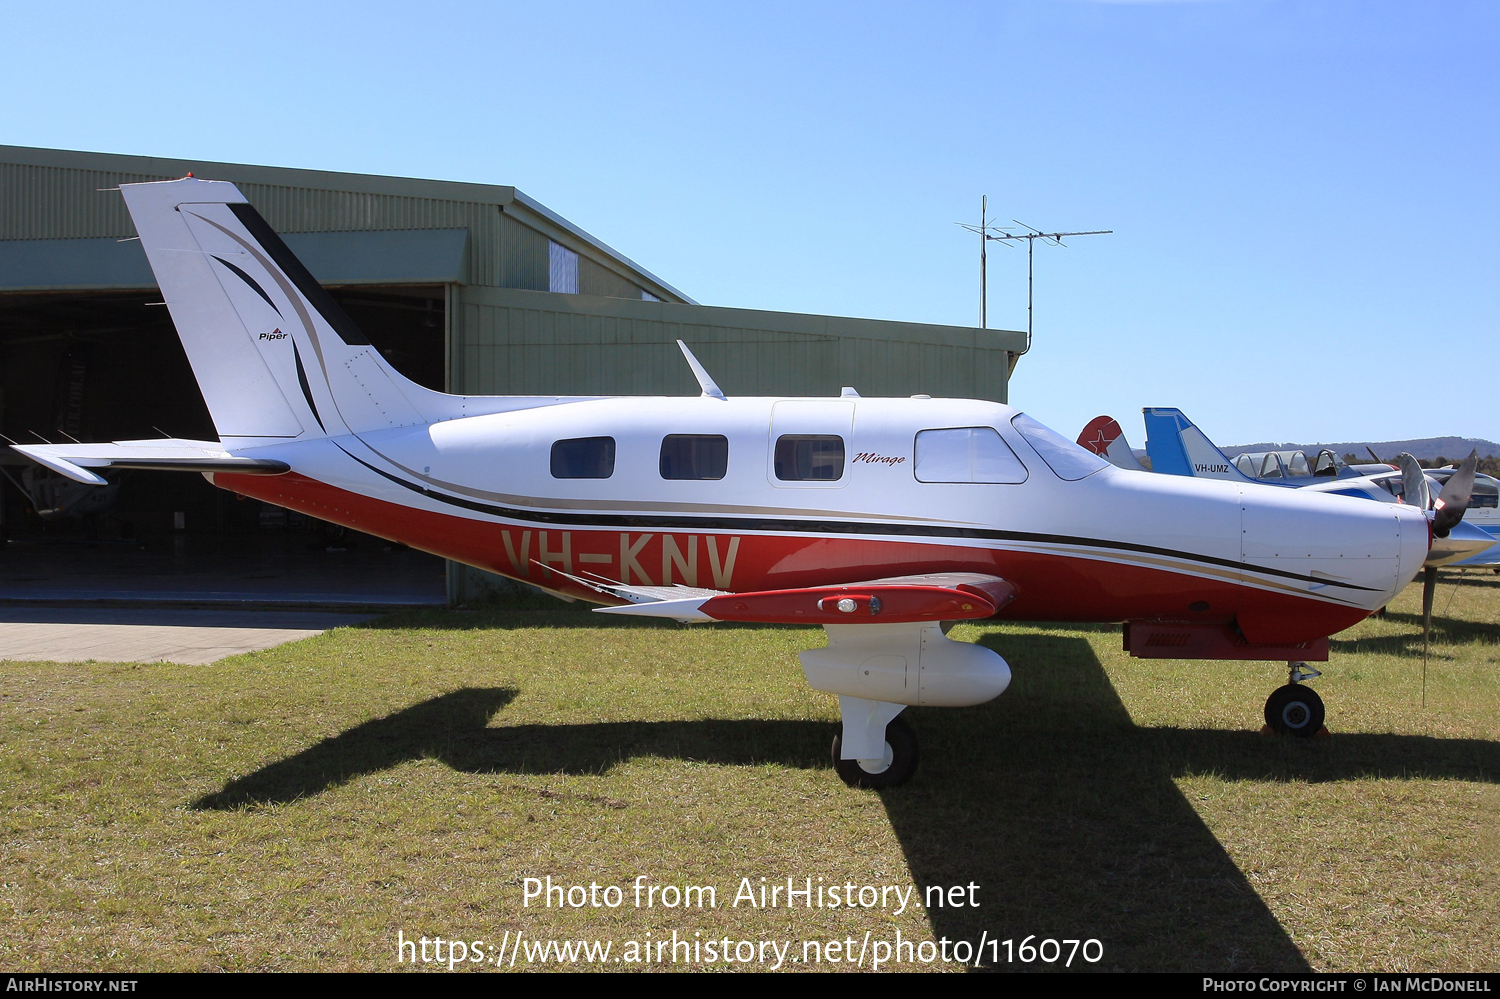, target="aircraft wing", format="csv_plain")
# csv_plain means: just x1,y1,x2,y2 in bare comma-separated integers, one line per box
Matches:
10,439,290,485
591,572,1017,624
